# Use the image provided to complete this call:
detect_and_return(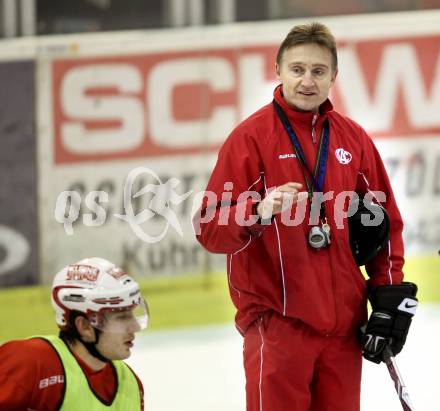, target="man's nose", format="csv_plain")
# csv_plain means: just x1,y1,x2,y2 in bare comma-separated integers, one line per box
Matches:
301,73,314,87
127,318,141,333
